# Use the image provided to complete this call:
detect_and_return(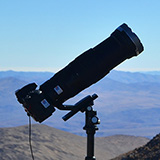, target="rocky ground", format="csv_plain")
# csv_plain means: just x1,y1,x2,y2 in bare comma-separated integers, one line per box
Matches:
112,133,160,160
